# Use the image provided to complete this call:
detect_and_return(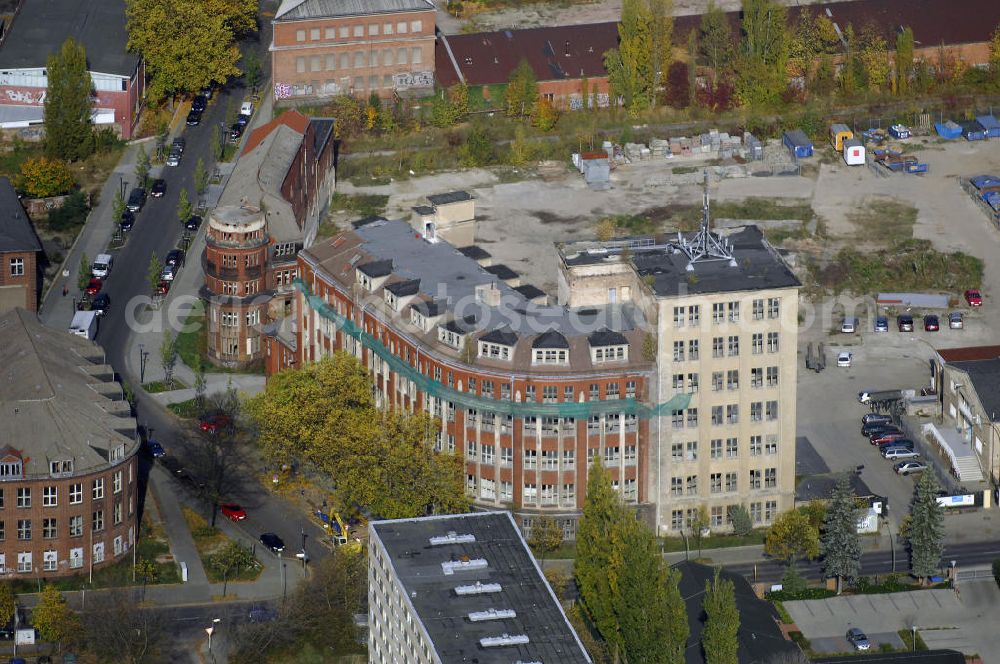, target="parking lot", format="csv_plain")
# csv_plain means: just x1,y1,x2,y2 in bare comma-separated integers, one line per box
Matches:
785,579,1000,657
